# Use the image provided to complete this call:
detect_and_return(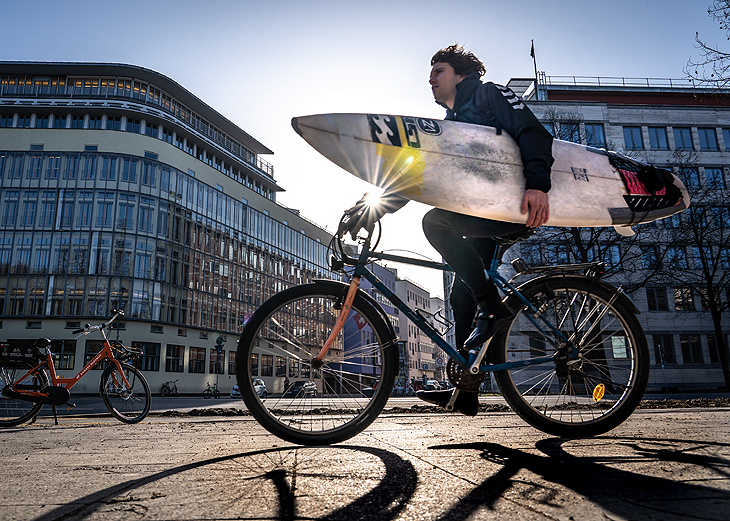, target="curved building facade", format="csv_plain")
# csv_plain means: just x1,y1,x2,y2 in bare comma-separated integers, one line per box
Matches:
0,62,333,394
